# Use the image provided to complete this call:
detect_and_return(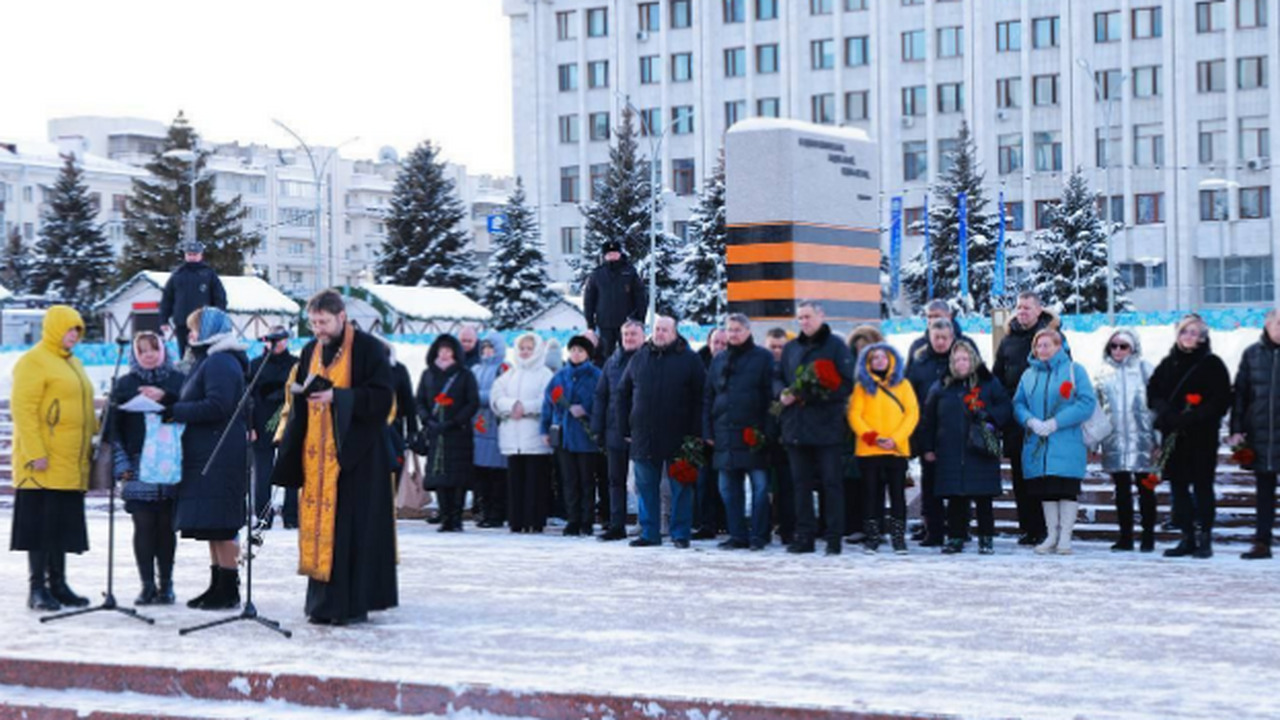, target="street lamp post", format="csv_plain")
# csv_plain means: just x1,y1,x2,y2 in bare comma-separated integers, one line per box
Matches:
162,149,199,248
1078,58,1128,324
1199,177,1241,306
272,120,359,292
